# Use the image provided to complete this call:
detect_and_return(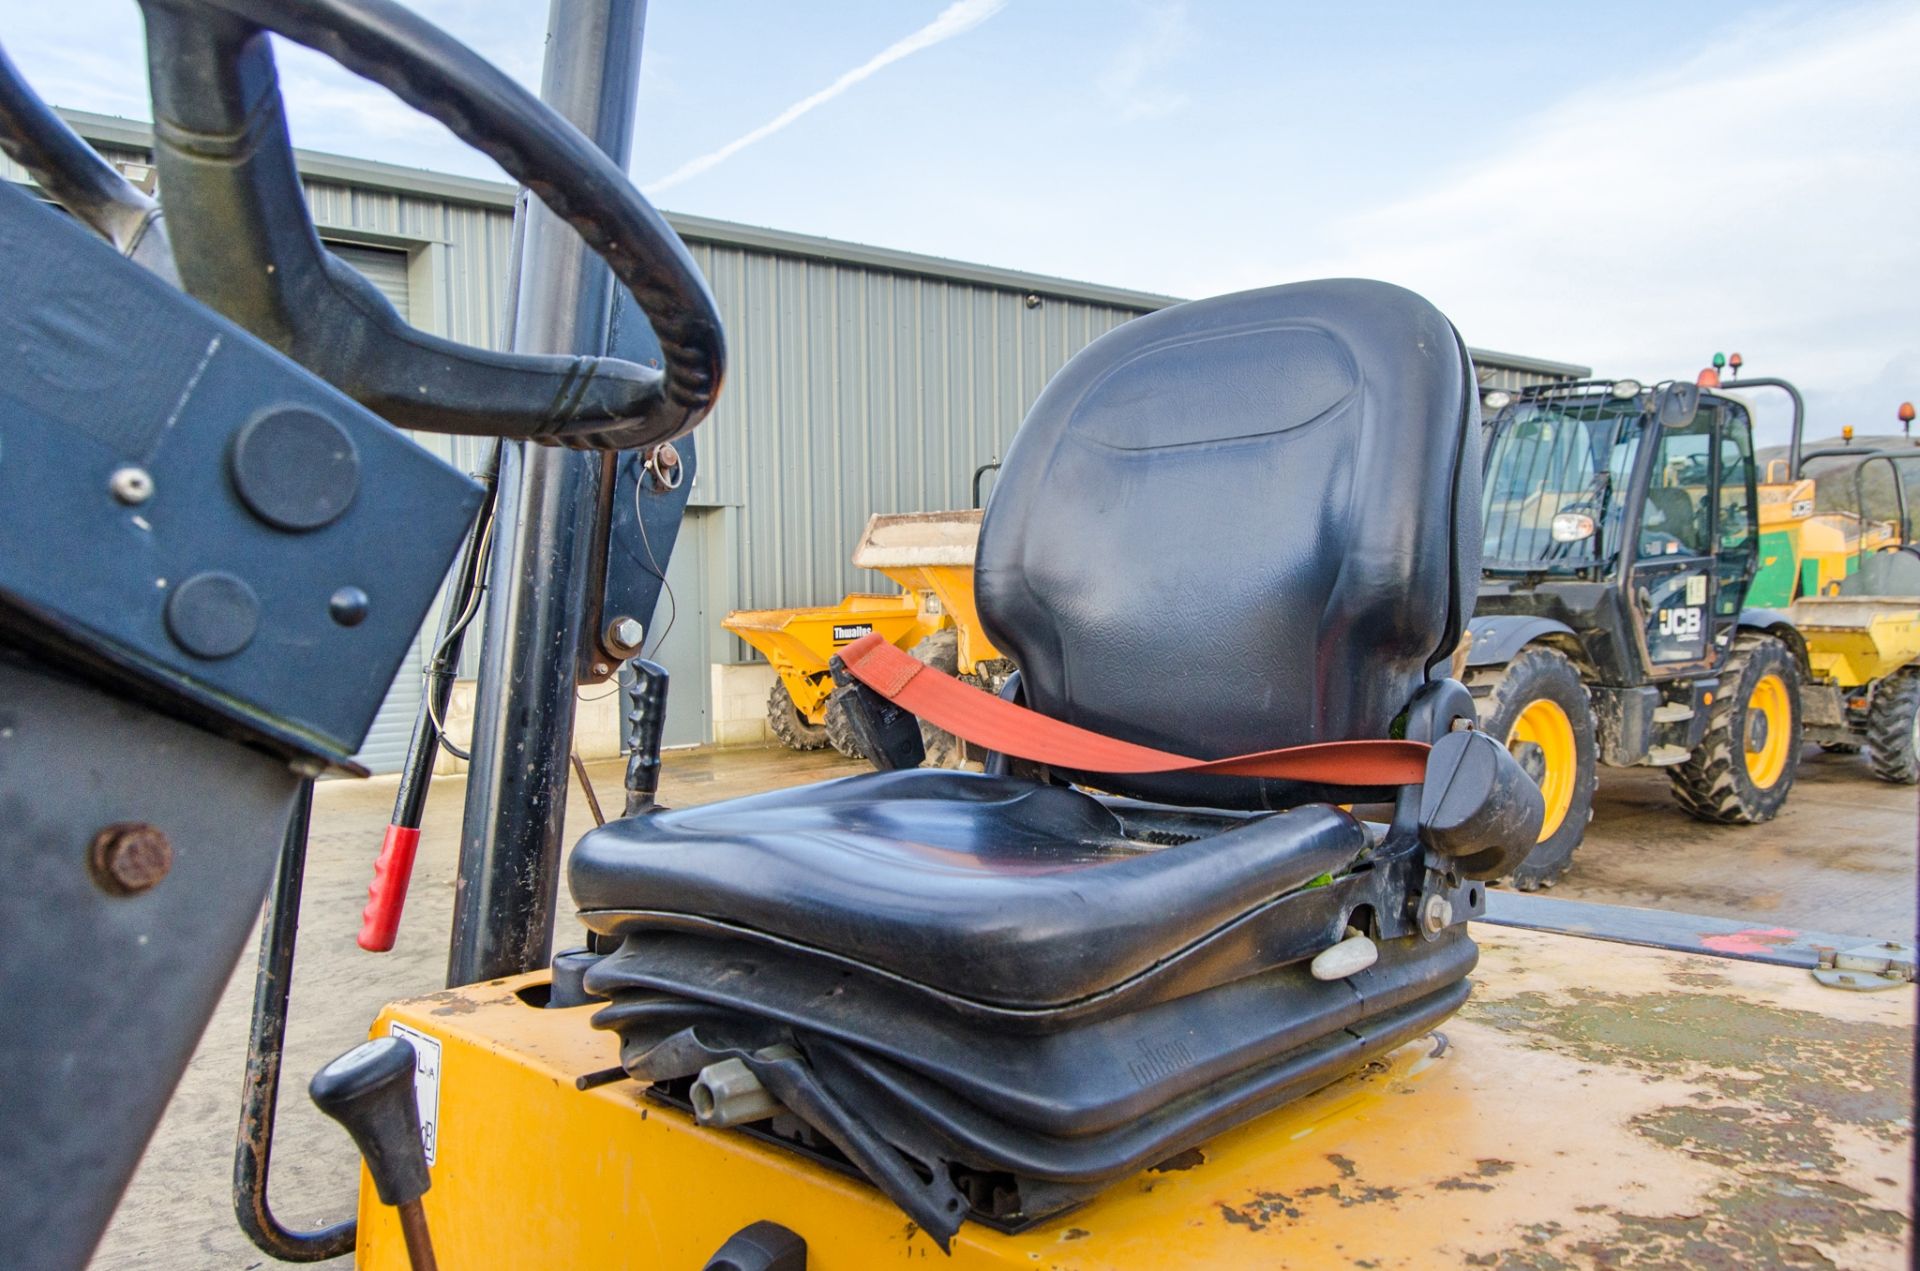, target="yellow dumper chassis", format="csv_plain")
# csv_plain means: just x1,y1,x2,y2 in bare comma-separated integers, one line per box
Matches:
356,909,1912,1269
